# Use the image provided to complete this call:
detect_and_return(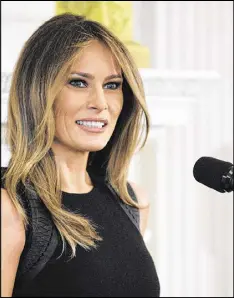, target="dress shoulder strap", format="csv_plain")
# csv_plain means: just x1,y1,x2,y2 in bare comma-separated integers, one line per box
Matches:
104,181,140,232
